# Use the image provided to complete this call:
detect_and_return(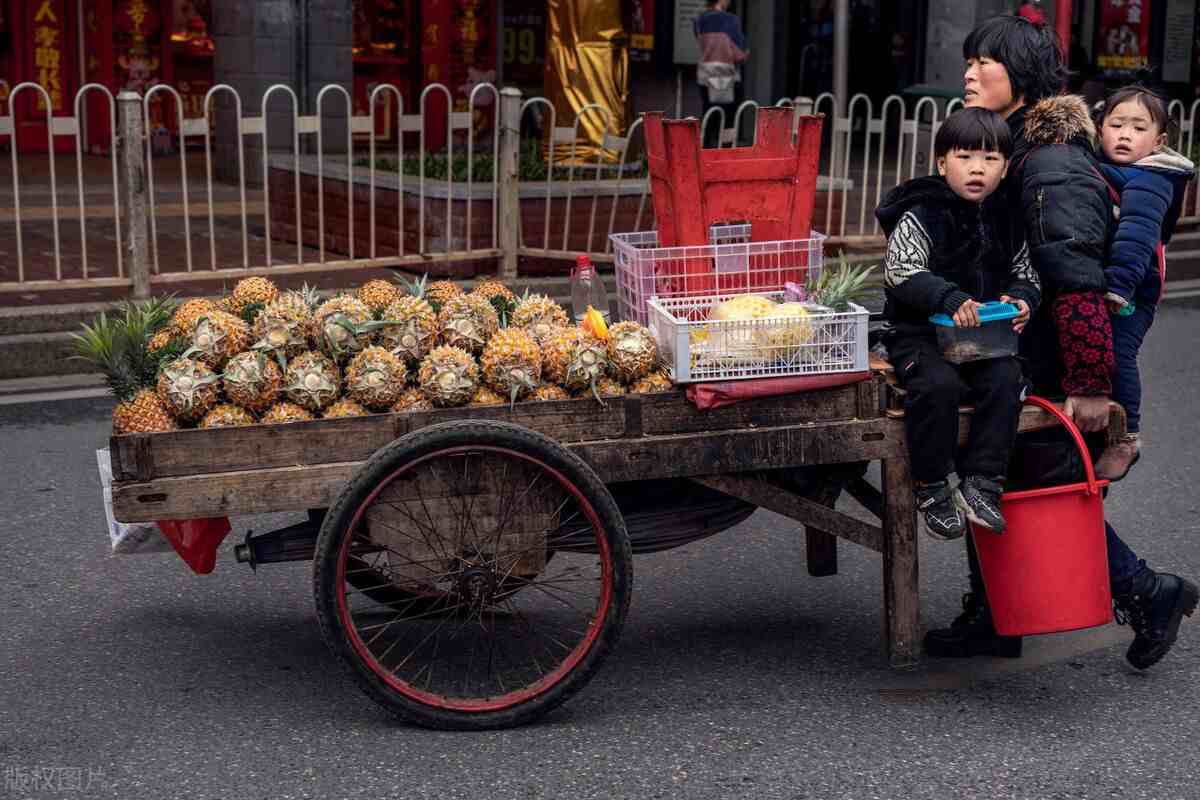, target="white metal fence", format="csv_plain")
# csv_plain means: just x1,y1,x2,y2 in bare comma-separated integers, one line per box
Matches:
3,81,1199,298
